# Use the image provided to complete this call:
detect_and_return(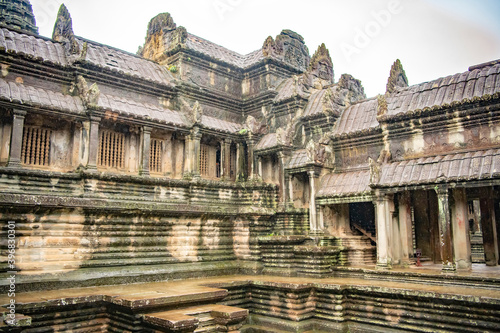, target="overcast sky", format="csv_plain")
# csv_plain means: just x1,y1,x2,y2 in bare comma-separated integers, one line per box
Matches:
29,0,500,98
